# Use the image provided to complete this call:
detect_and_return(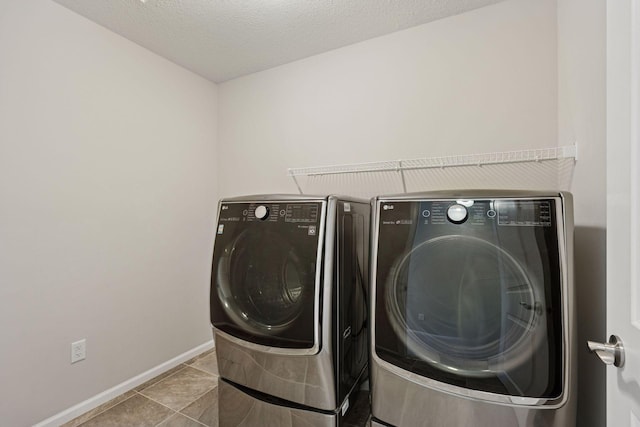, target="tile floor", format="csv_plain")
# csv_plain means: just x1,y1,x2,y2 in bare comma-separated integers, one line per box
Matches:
63,348,220,427
62,348,370,427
